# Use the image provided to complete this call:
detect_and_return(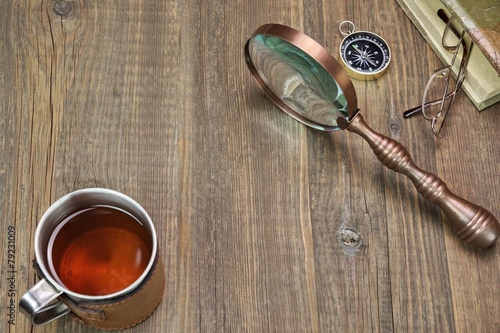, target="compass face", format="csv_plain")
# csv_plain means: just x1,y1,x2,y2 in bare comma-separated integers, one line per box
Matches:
339,31,390,79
